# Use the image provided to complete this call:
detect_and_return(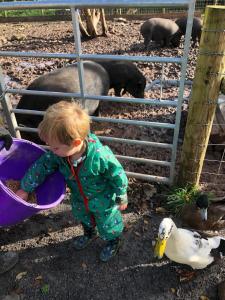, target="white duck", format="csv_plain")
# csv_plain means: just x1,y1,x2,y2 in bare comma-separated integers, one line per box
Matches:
154,218,225,269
